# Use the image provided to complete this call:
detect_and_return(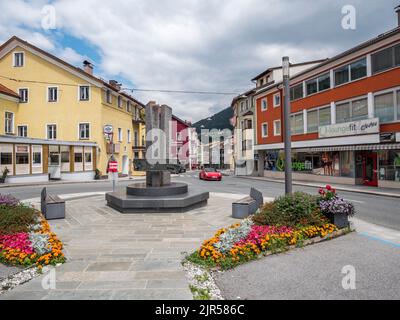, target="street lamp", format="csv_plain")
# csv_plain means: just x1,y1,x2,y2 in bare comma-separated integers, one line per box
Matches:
282,56,293,194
